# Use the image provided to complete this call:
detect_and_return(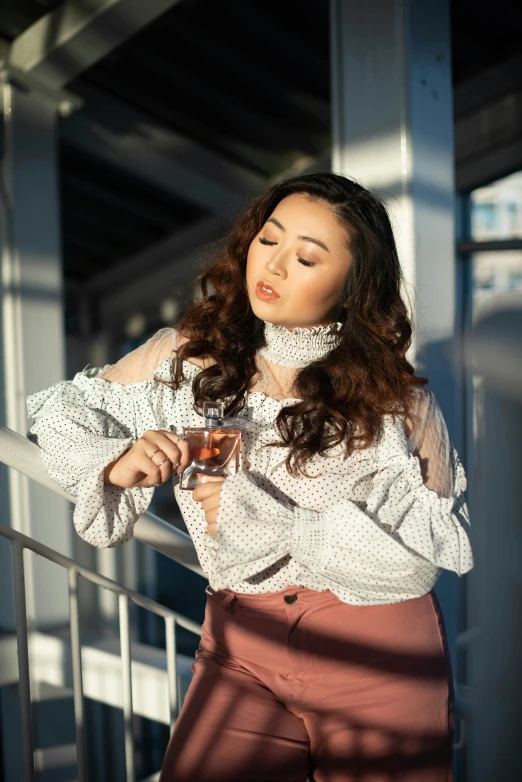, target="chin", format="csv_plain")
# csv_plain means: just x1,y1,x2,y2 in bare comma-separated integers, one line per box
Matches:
252,310,285,327
249,297,279,323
